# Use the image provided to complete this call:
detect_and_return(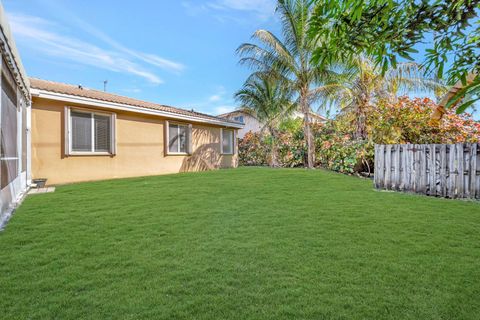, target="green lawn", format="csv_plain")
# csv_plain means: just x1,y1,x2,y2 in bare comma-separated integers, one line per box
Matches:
1,168,479,319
